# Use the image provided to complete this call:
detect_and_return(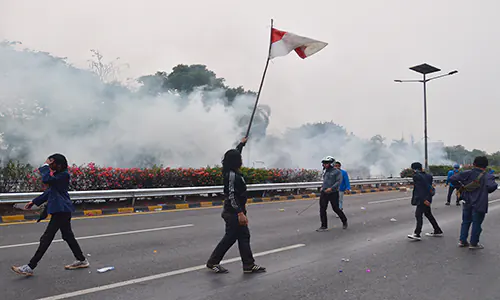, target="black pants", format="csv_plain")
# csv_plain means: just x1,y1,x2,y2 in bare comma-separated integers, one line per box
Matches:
29,212,85,269
447,186,459,204
414,204,442,235
207,212,255,268
320,191,347,228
